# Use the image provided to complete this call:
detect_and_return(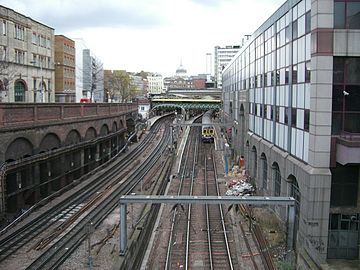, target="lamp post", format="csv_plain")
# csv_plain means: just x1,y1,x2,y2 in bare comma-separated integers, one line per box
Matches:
342,90,349,135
